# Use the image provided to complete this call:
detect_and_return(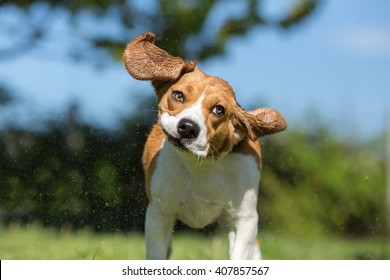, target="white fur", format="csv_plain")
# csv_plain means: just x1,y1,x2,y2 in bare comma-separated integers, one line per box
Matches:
160,93,208,157
145,140,261,259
